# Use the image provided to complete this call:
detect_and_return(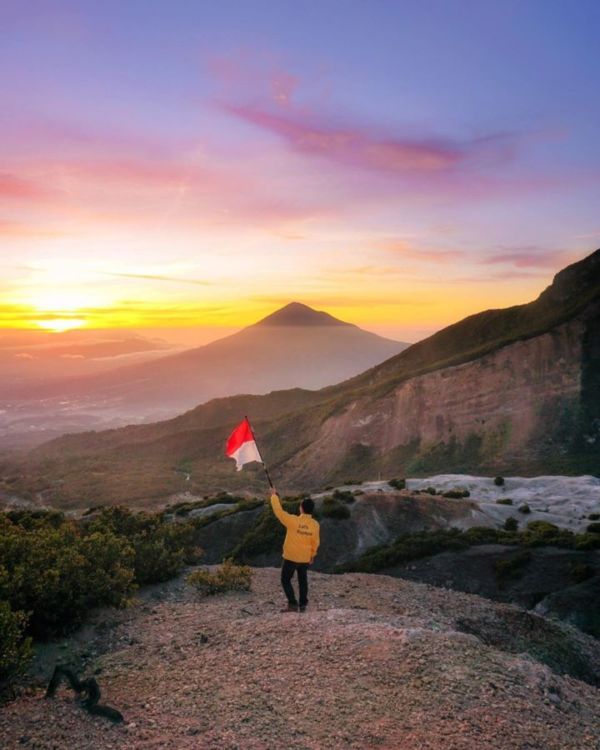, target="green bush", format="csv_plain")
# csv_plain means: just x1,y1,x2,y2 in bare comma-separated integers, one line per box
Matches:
504,517,519,532
0,602,33,701
494,476,505,486
337,521,600,576
588,513,600,521
6,509,65,530
425,486,437,495
388,478,406,490
518,504,531,514
574,533,600,551
494,550,531,586
0,516,135,638
88,507,202,585
463,526,507,545
442,489,470,499
338,528,469,574
522,521,576,548
186,559,252,596
0,506,204,641
333,489,355,503
586,523,600,534
496,498,513,506
526,520,559,534
570,563,596,584
321,497,351,520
